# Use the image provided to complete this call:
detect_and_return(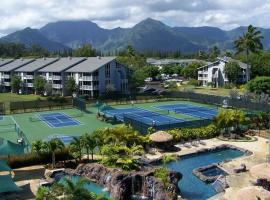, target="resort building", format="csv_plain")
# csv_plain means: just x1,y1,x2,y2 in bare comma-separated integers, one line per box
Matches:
0,57,129,97
38,57,86,96
66,57,128,97
15,57,59,94
0,58,35,92
197,57,249,87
